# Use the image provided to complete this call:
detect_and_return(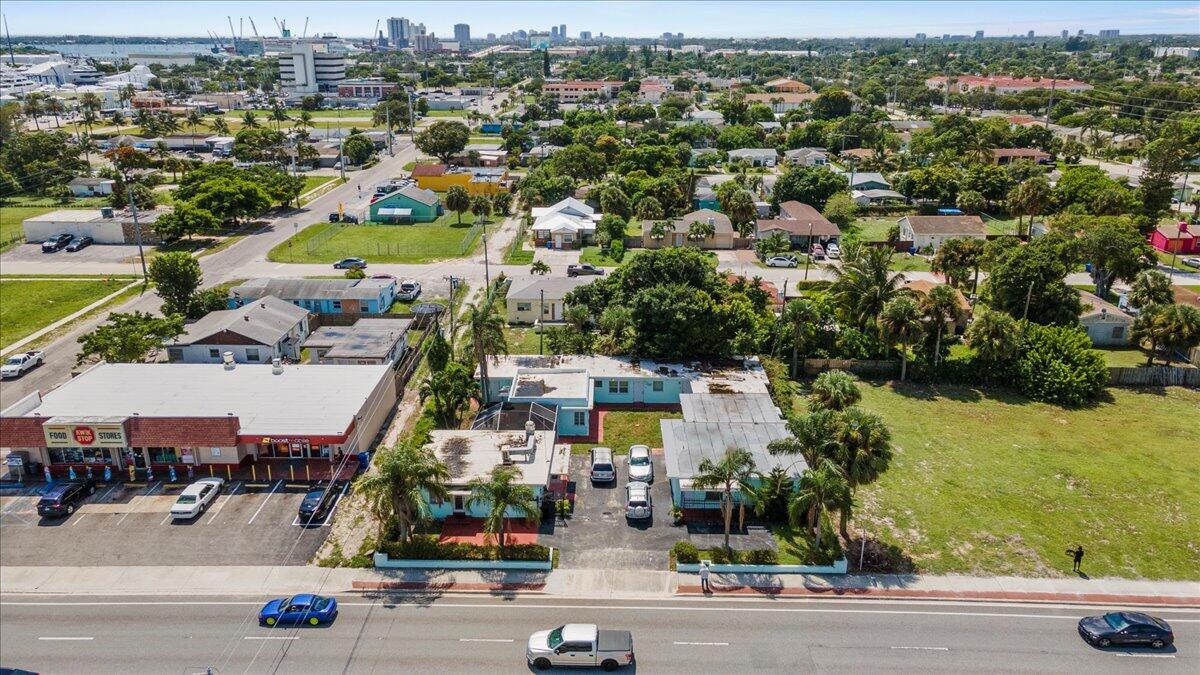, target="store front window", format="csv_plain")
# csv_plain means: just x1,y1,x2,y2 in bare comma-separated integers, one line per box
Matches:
262,439,312,458
47,447,114,465
145,447,179,464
